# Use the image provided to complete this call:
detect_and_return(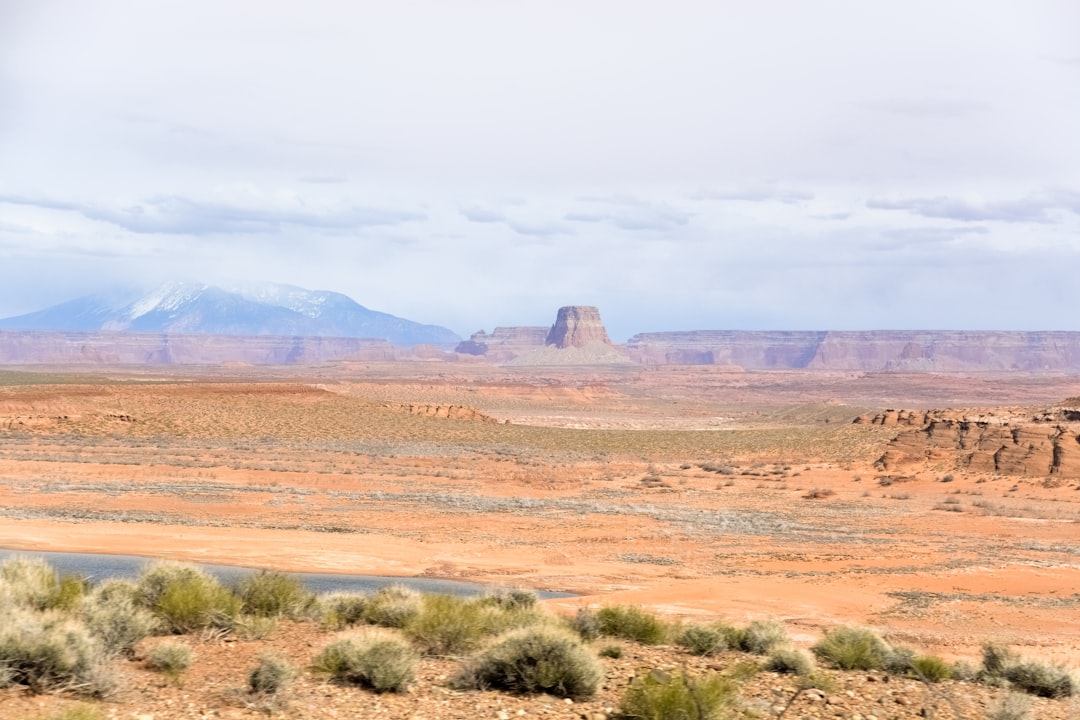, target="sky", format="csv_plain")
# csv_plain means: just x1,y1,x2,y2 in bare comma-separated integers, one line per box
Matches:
2,1,1079,342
